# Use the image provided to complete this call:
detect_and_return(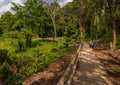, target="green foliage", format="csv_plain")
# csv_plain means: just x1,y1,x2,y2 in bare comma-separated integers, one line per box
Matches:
0,12,15,31
0,0,120,84
0,38,70,84
0,62,11,82
0,49,9,64
12,20,23,31
63,13,79,46
116,37,120,49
